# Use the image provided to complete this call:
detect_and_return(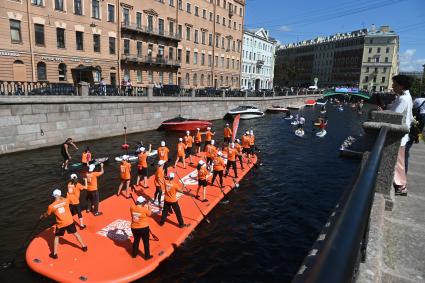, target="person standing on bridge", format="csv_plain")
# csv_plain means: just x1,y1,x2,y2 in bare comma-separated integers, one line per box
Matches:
40,189,88,259
130,196,153,260
61,138,78,170
390,75,413,196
